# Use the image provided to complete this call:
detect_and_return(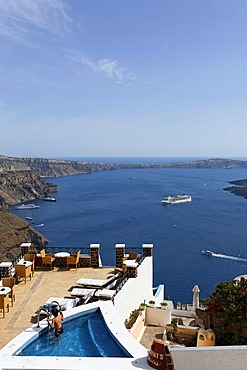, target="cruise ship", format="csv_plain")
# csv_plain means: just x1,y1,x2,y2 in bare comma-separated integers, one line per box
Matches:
15,203,40,210
162,194,192,205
